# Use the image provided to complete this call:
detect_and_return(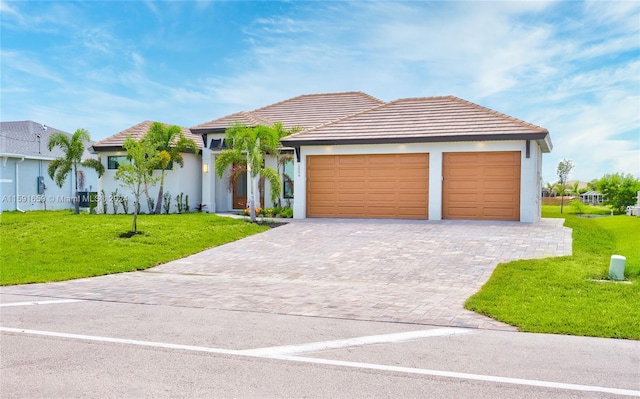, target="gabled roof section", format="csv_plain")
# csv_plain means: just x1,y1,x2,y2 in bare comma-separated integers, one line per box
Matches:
190,91,384,134
92,120,204,152
0,120,95,160
281,96,552,152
